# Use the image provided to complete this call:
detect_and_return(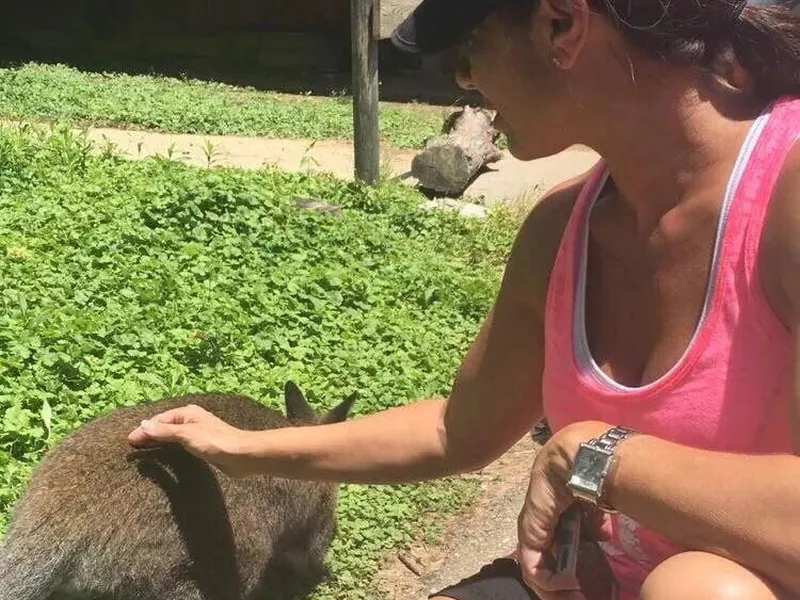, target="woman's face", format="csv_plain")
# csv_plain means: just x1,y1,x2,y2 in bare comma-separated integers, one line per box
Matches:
453,3,601,160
